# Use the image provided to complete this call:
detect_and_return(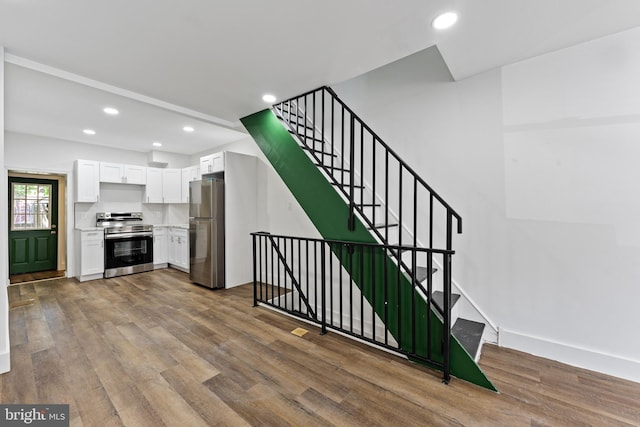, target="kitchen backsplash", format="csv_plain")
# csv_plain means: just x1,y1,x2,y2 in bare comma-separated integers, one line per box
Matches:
74,183,188,227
